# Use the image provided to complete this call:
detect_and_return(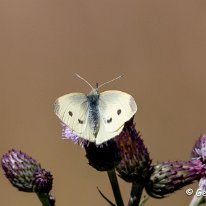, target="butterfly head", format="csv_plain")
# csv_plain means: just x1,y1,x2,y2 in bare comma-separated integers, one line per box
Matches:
89,84,100,96
90,82,100,94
